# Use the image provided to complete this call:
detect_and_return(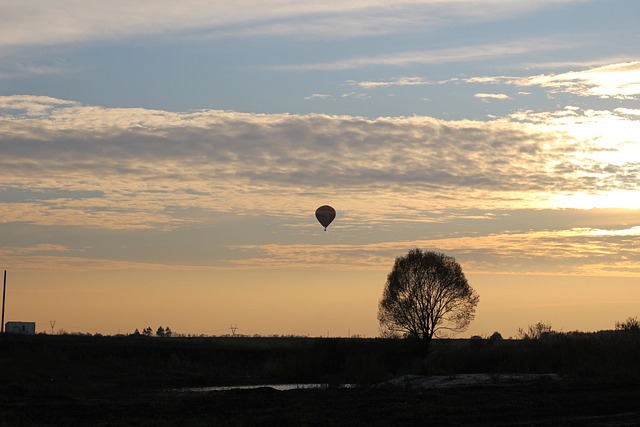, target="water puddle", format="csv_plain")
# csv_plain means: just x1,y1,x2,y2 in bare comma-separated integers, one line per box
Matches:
170,383,356,392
